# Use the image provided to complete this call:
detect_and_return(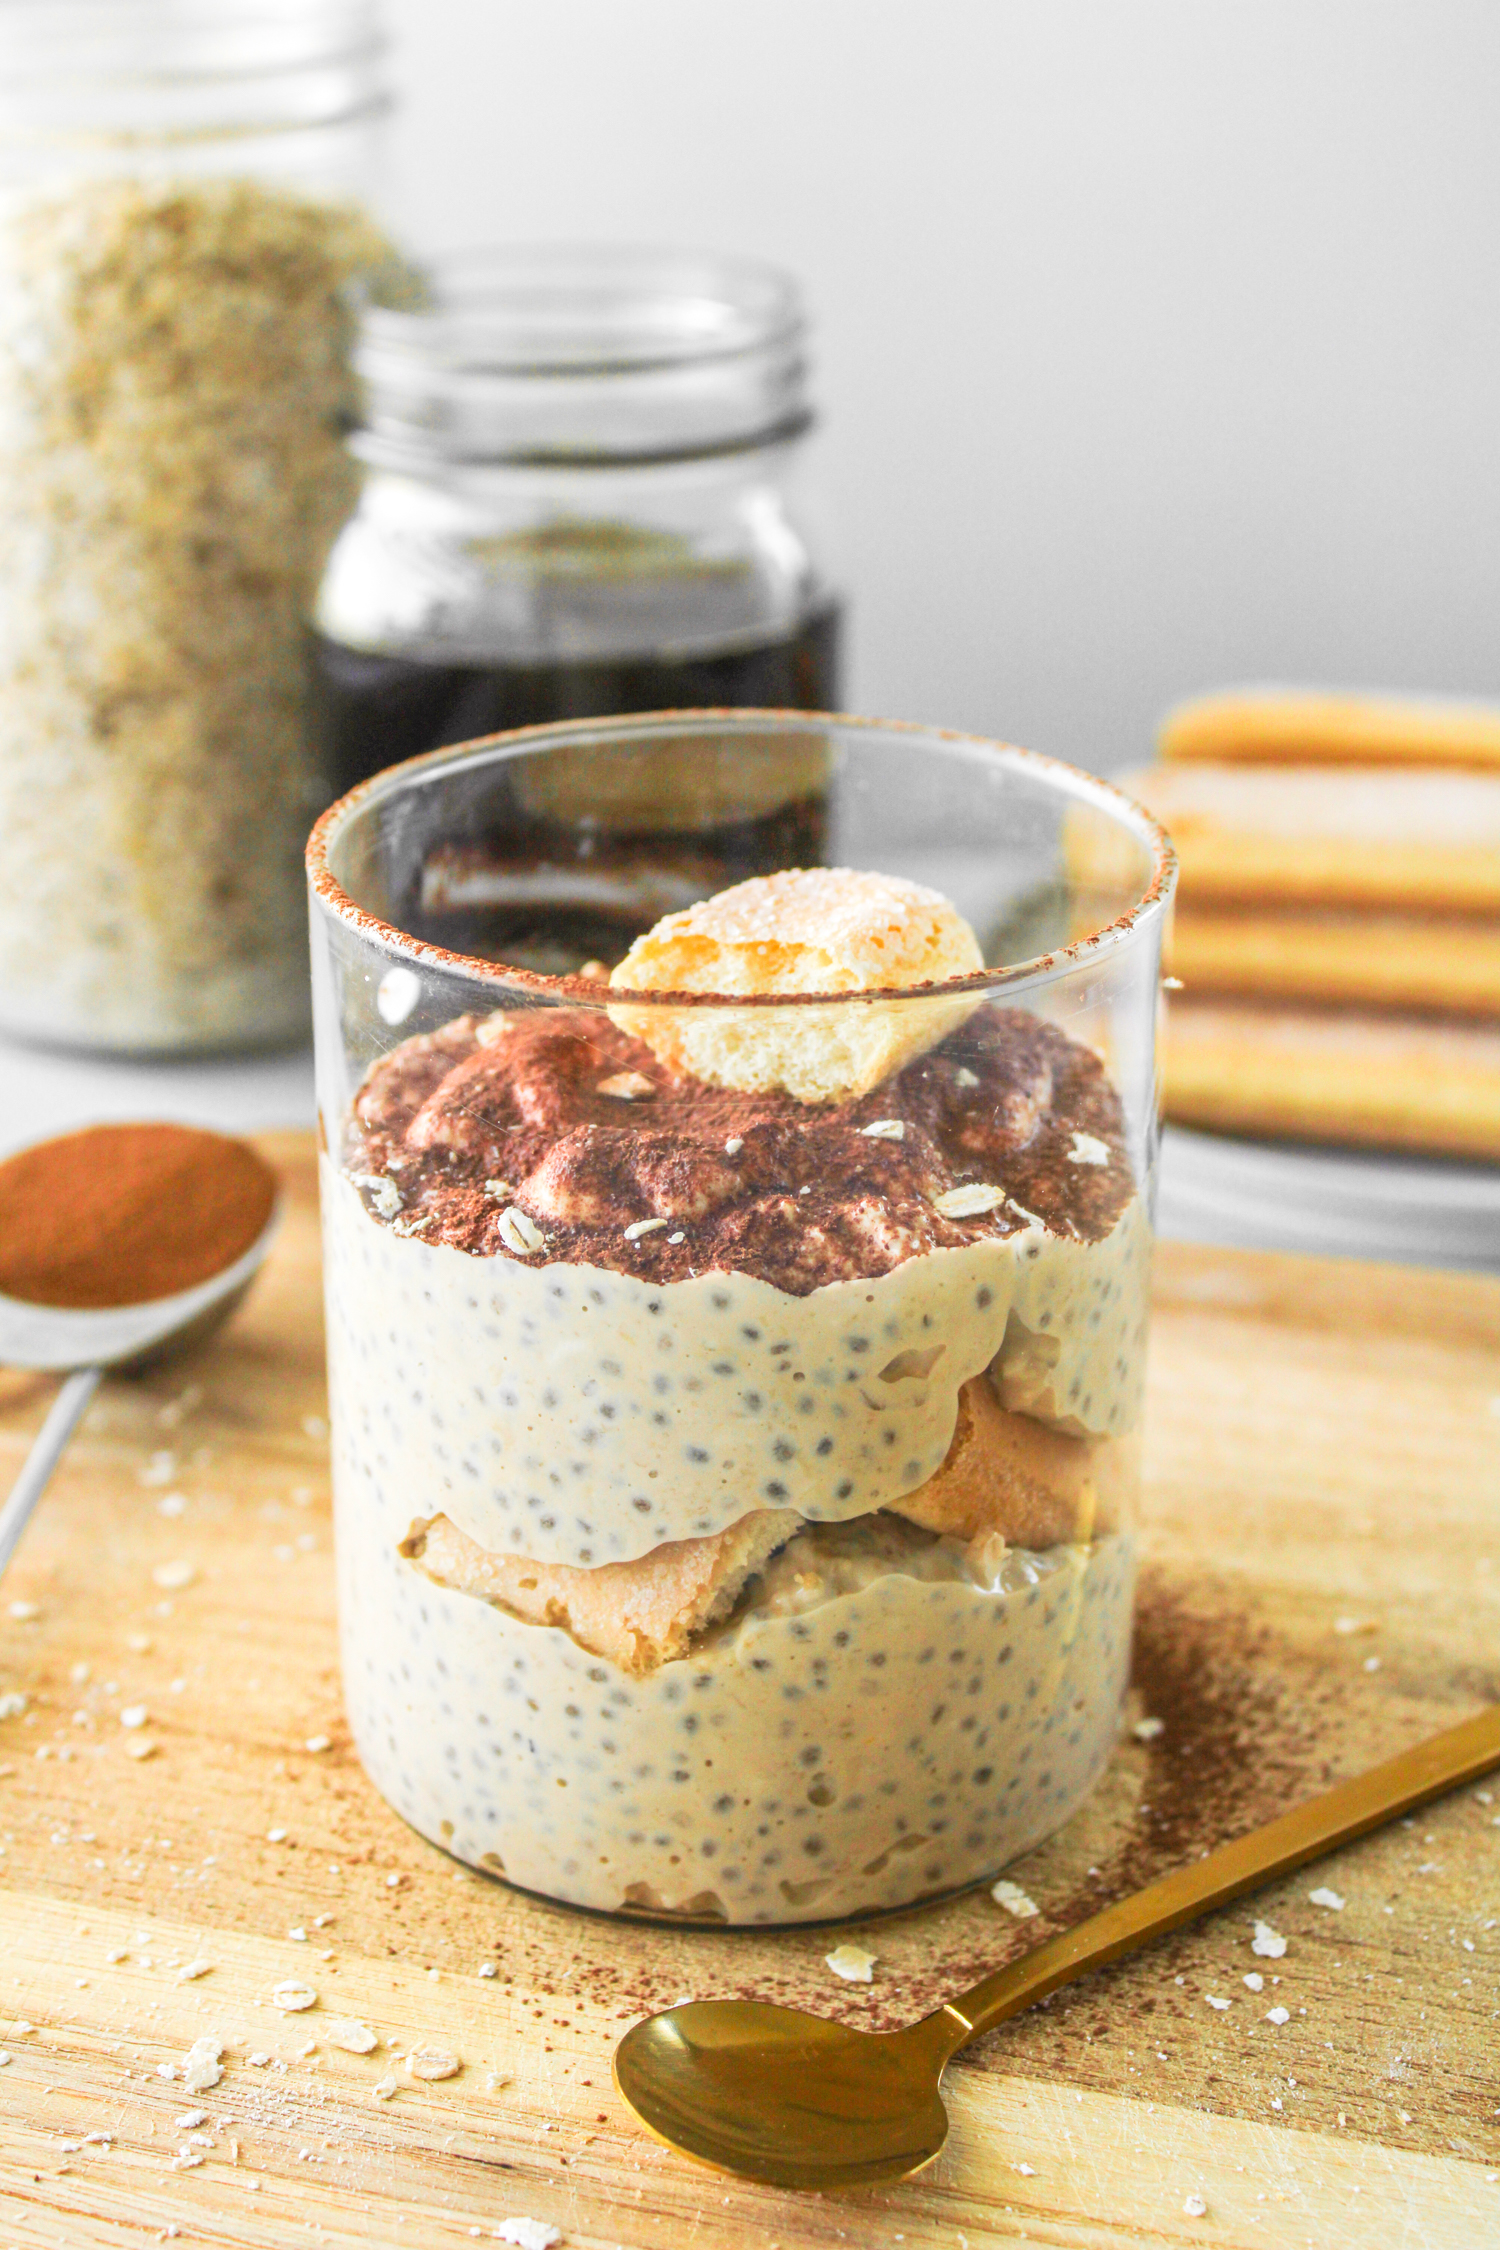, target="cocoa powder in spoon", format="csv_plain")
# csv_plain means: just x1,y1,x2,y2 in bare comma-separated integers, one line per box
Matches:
0,1123,278,1309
